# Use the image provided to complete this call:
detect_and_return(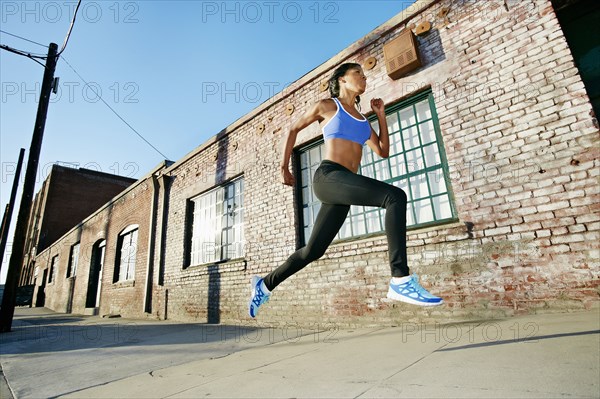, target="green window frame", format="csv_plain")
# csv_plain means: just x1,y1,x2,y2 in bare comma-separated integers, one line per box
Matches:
296,90,457,246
